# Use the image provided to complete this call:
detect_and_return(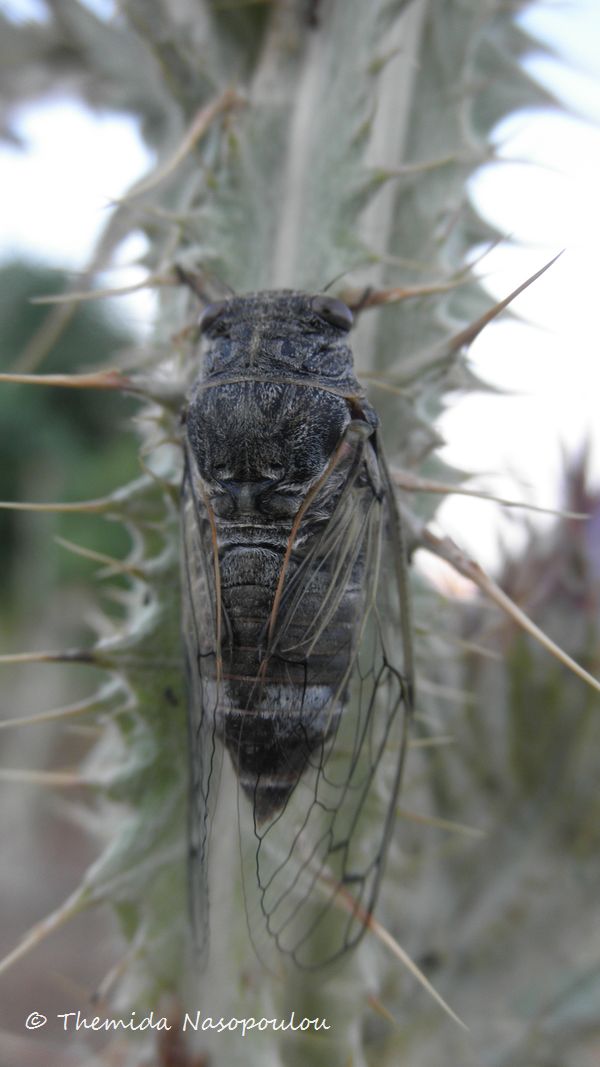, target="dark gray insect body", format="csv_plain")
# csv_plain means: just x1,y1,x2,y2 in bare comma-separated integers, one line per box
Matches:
182,290,413,967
